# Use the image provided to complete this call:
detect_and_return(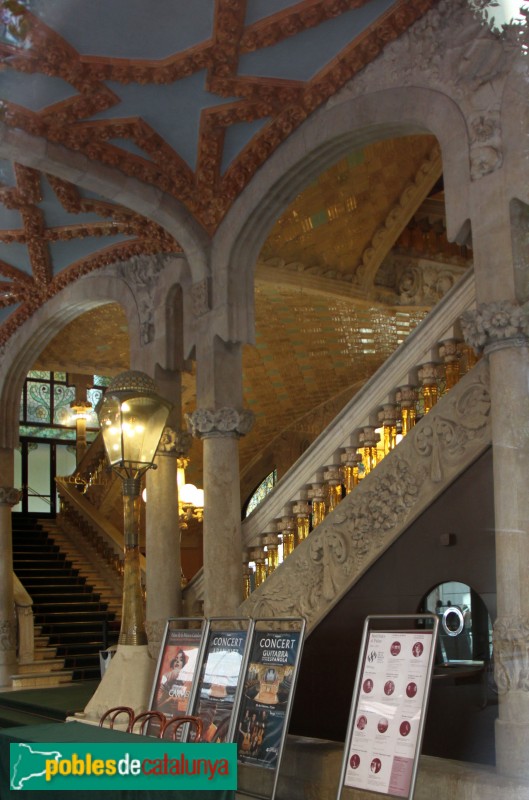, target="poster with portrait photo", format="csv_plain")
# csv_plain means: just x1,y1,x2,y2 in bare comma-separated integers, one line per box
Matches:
150,624,205,733
191,628,249,743
236,629,301,770
340,617,437,800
